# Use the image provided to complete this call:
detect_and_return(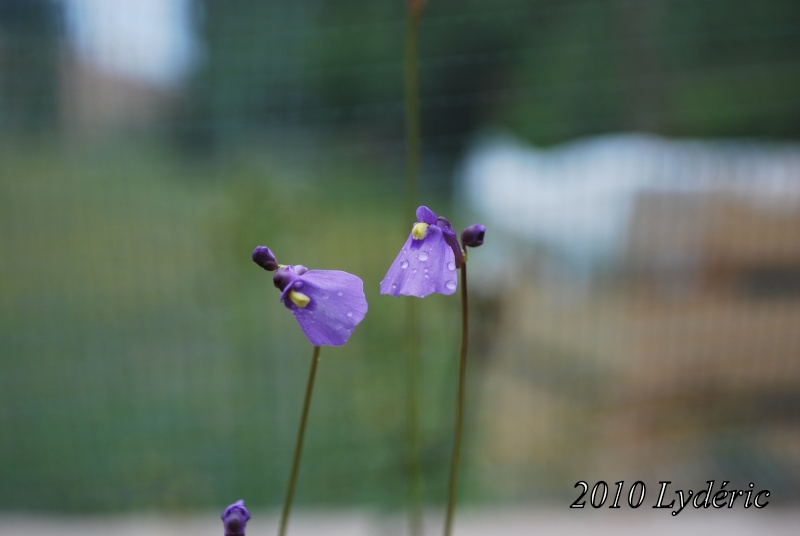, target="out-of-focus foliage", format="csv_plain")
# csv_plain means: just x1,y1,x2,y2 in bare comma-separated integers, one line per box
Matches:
179,0,800,159
0,0,61,134
3,0,800,167
0,142,461,512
